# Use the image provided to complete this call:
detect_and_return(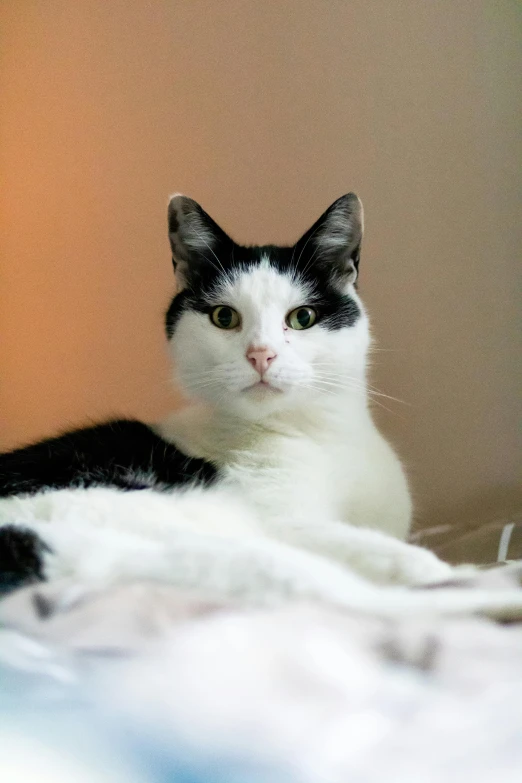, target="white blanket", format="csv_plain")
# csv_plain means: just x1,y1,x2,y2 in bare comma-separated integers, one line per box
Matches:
1,566,522,783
